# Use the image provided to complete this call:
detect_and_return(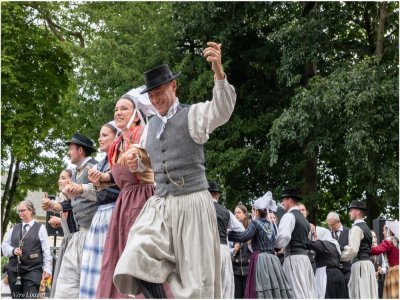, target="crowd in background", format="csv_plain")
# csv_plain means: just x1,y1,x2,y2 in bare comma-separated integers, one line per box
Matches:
1,41,398,299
